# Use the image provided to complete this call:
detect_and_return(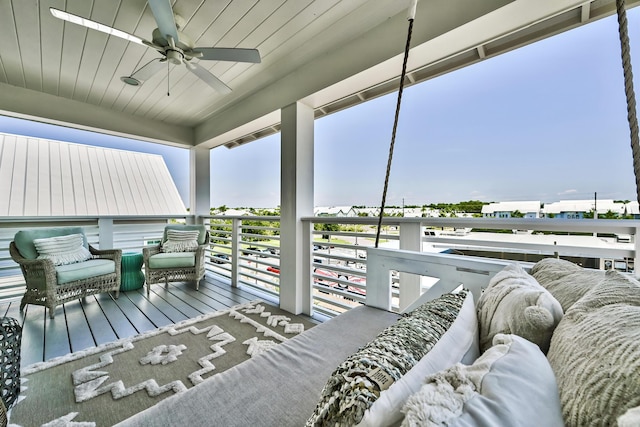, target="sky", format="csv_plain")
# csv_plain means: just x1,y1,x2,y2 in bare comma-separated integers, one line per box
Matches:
1,8,640,209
